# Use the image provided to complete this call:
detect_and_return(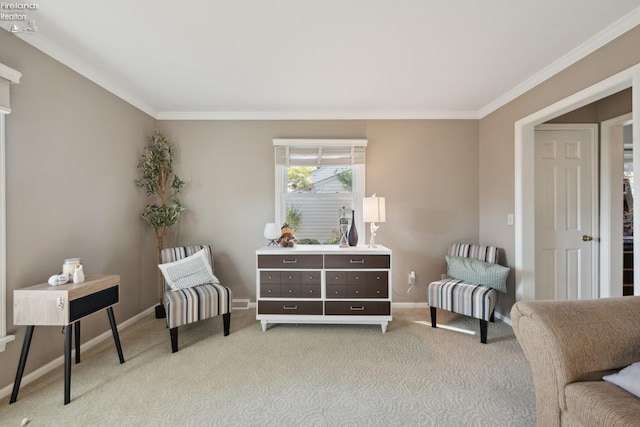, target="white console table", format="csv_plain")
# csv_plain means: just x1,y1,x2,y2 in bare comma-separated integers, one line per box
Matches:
256,245,392,332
